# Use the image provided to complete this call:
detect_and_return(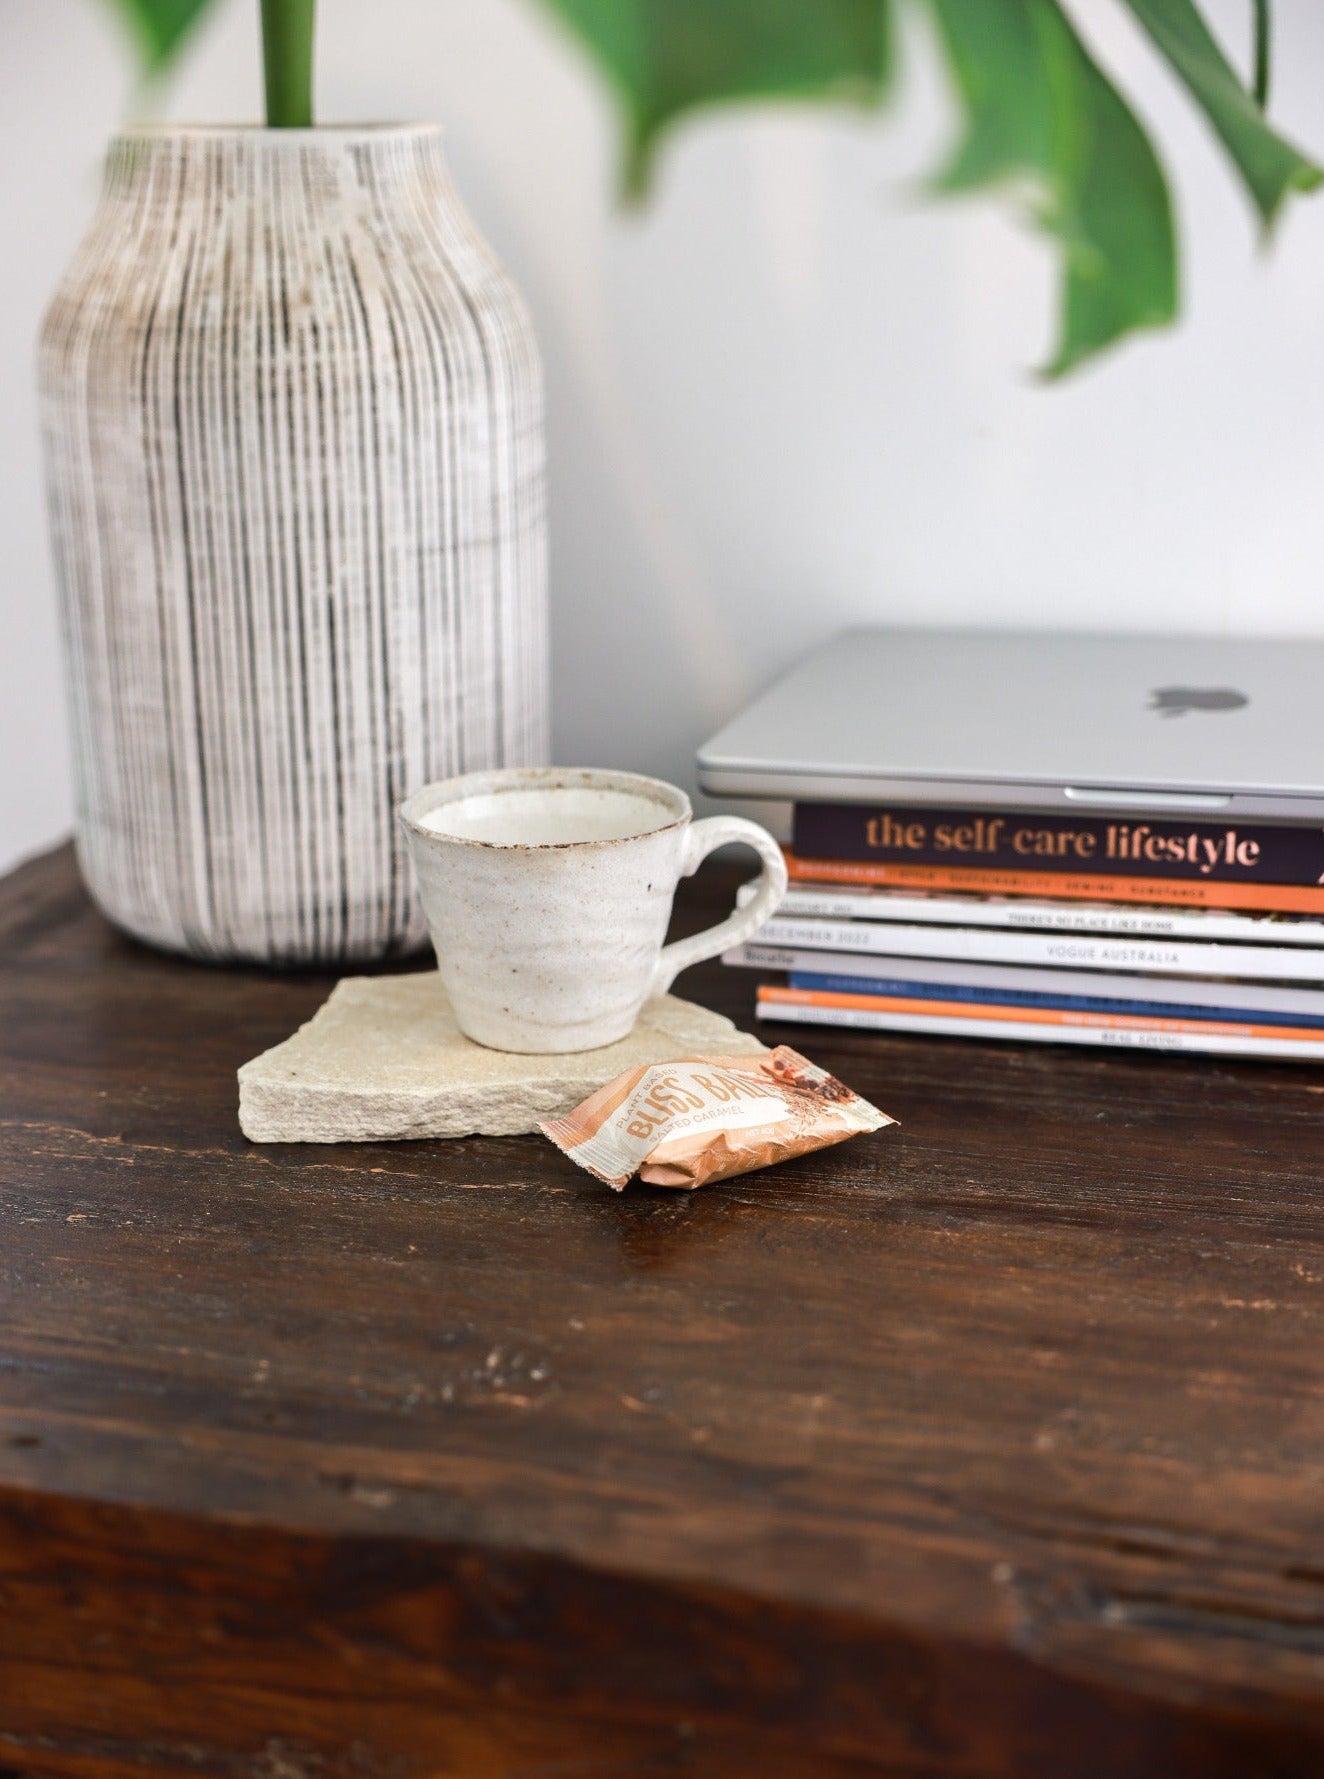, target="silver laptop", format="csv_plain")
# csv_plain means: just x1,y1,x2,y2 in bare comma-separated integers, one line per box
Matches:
696,628,1324,820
